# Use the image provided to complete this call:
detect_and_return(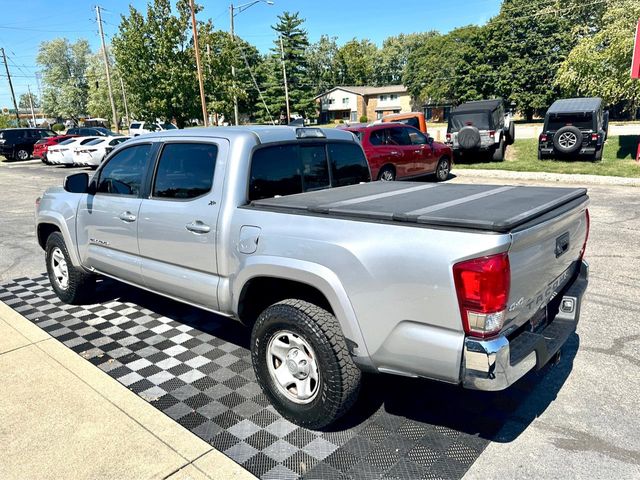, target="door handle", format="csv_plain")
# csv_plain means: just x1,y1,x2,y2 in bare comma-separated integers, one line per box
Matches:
390,151,401,156
118,211,136,222
186,221,210,234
